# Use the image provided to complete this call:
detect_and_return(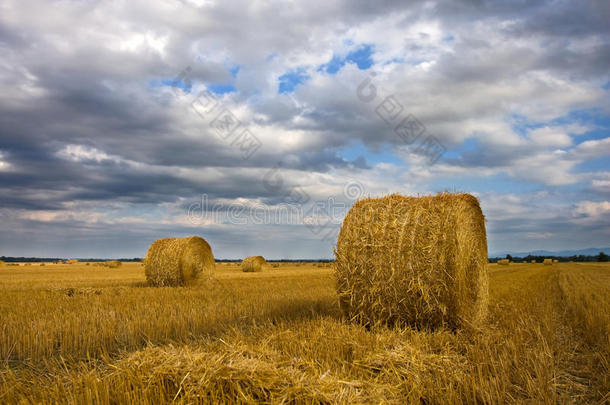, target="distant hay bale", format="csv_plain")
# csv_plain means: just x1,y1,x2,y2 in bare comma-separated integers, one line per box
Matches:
145,236,215,287
335,193,489,330
105,261,122,268
85,262,90,266
543,258,553,266
66,259,78,264
552,259,559,263
40,263,45,266
531,260,536,264
497,259,510,265
241,256,266,272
